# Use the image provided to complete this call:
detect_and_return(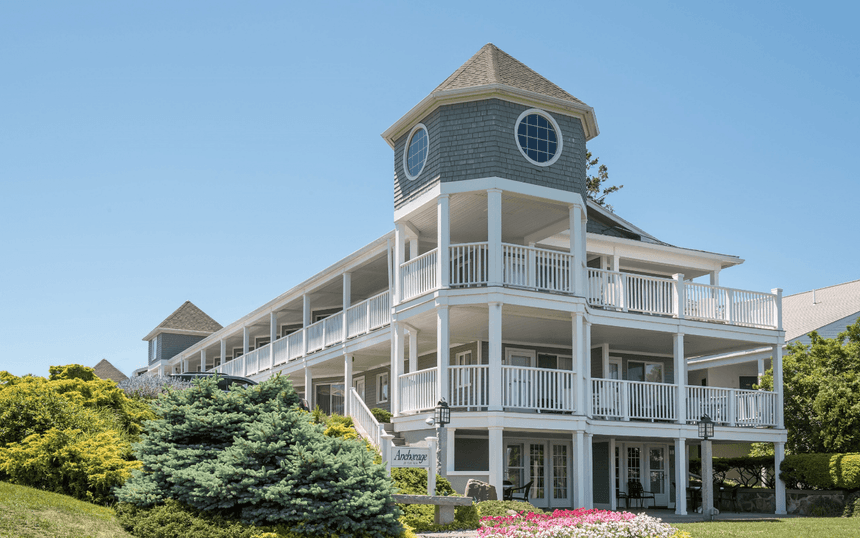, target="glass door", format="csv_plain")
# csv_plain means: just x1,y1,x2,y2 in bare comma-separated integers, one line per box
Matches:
504,350,535,408
352,377,366,402
505,440,570,510
315,383,345,415
647,446,668,507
